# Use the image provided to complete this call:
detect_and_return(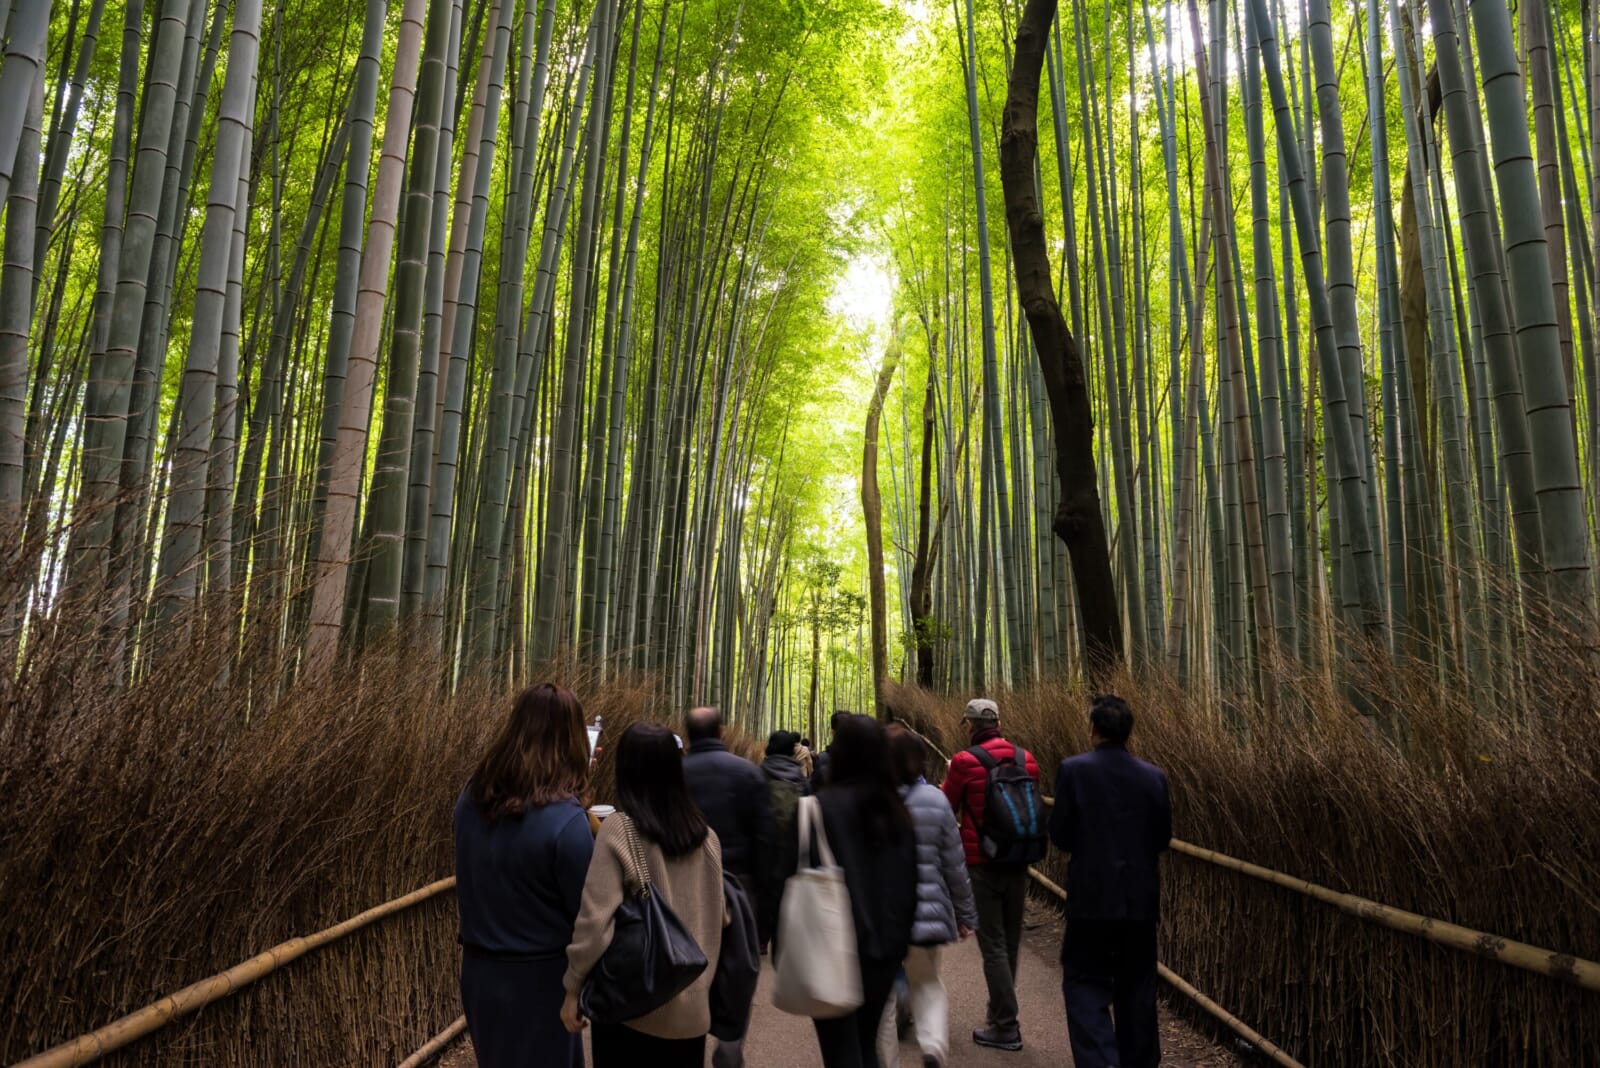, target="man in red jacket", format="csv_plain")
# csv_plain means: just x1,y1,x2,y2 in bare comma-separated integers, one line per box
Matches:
942,697,1040,1052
